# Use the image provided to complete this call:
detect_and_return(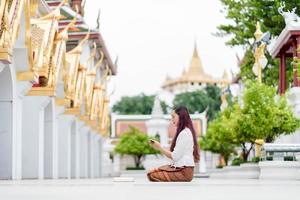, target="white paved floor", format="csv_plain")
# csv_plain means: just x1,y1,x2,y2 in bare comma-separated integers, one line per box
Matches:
0,176,299,200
